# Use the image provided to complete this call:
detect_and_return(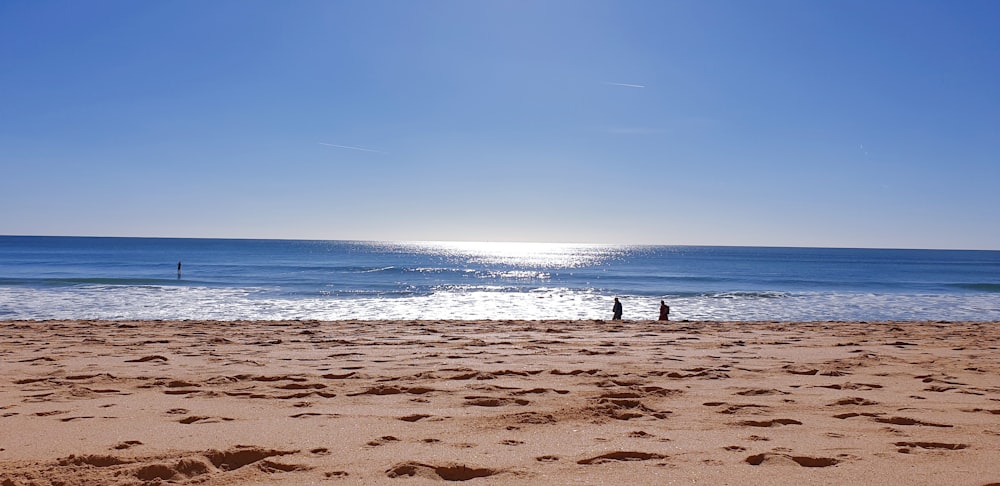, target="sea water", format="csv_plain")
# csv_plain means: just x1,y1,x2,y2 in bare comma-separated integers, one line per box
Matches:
1,236,998,321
